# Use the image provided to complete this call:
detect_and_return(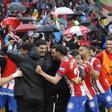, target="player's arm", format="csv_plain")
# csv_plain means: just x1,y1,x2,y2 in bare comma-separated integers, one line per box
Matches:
91,66,100,80
92,59,101,80
96,52,103,64
85,61,100,80
36,65,62,84
0,69,22,86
